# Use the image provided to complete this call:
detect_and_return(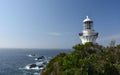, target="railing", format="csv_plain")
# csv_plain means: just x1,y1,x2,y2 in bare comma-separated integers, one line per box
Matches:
79,33,83,36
